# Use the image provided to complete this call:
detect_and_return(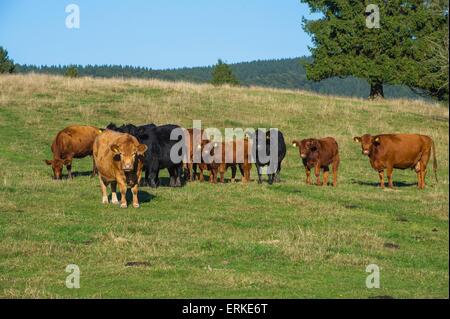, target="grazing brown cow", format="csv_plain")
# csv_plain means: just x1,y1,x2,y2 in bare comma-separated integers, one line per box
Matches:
292,137,340,186
93,130,148,208
183,128,207,182
353,134,437,189
201,139,252,183
45,125,102,179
